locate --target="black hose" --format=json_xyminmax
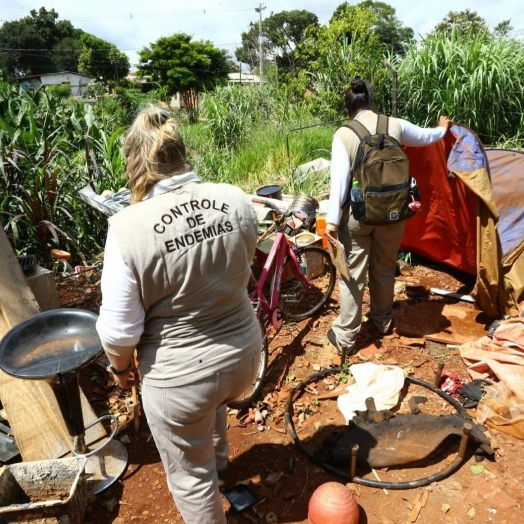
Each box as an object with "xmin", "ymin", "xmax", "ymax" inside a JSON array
[{"xmin": 284, "ymin": 368, "xmax": 474, "ymax": 489}]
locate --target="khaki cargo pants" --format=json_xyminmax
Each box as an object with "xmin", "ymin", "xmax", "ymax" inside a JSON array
[{"xmin": 332, "ymin": 211, "xmax": 405, "ymax": 352}]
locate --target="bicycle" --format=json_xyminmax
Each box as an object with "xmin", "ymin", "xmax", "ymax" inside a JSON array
[{"xmin": 228, "ymin": 196, "xmax": 337, "ymax": 409}]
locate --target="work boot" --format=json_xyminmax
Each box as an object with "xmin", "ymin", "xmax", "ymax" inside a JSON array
[{"xmin": 327, "ymin": 328, "xmax": 356, "ymax": 357}]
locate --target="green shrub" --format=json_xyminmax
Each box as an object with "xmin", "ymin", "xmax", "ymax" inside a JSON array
[{"xmin": 47, "ymin": 83, "xmax": 72, "ymax": 99}]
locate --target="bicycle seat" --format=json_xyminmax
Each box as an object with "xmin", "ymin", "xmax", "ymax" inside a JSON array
[{"xmin": 51, "ymin": 249, "xmax": 72, "ymax": 260}]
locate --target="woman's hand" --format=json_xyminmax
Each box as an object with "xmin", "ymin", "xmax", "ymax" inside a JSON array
[
  {"xmin": 110, "ymin": 366, "xmax": 138, "ymax": 389},
  {"xmin": 326, "ymin": 229, "xmax": 338, "ymax": 246},
  {"xmin": 438, "ymin": 115, "xmax": 451, "ymax": 129}
]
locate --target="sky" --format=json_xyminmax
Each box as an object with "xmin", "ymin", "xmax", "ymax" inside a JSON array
[{"xmin": 1, "ymin": 0, "xmax": 523, "ymax": 70}]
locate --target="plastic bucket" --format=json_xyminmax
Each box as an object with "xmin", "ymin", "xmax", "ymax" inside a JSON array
[
  {"xmin": 256, "ymin": 185, "xmax": 282, "ymax": 200},
  {"xmin": 315, "ymin": 214, "xmax": 328, "ymax": 249}
]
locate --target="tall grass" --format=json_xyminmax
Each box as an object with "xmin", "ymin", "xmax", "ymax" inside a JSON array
[
  {"xmin": 396, "ymin": 29, "xmax": 524, "ymax": 144},
  {"xmin": 199, "ymin": 84, "xmax": 277, "ymax": 150},
  {"xmin": 3, "ymin": 35, "xmax": 524, "ymax": 266},
  {"xmin": 185, "ymin": 88, "xmax": 336, "ymax": 198}
]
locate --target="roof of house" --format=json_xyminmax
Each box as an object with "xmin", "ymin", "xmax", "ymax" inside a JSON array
[
  {"xmin": 228, "ymin": 72, "xmax": 260, "ymax": 84},
  {"xmin": 15, "ymin": 71, "xmax": 95, "ymax": 82}
]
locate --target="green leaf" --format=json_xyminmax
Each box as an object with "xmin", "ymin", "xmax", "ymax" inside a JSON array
[{"xmin": 470, "ymin": 464, "xmax": 484, "ymax": 475}]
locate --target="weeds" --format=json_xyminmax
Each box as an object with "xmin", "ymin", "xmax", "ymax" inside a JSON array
[{"xmin": 339, "ymin": 362, "xmax": 352, "ymax": 384}]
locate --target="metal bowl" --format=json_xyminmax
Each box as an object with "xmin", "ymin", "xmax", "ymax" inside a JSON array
[{"xmin": 0, "ymin": 309, "xmax": 102, "ymax": 379}]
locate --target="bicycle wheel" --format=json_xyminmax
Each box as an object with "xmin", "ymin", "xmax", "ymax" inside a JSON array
[
  {"xmin": 280, "ymin": 246, "xmax": 336, "ymax": 321},
  {"xmin": 227, "ymin": 320, "xmax": 268, "ymax": 409}
]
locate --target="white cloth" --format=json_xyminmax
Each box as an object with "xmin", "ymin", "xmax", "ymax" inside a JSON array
[
  {"xmin": 337, "ymin": 363, "xmax": 406, "ymax": 420},
  {"xmin": 326, "ymin": 113, "xmax": 447, "ymax": 226}
]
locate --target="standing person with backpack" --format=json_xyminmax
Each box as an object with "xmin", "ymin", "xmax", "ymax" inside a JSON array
[{"xmin": 325, "ymin": 77, "xmax": 451, "ymax": 357}]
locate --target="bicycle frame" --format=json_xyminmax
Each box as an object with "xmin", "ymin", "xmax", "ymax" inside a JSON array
[{"xmin": 251, "ymin": 229, "xmax": 310, "ymax": 332}]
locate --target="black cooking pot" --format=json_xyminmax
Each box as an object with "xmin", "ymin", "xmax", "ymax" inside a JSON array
[{"xmin": 256, "ymin": 185, "xmax": 282, "ymax": 200}]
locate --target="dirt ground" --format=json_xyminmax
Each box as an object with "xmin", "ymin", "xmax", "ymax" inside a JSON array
[{"xmin": 55, "ymin": 256, "xmax": 523, "ymax": 524}]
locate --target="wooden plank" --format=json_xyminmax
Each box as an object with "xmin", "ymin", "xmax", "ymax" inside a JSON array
[{"xmin": 0, "ymin": 223, "xmax": 106, "ymax": 461}]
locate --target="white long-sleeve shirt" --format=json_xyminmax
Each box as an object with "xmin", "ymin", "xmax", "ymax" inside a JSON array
[{"xmin": 326, "ymin": 112, "xmax": 447, "ymax": 227}]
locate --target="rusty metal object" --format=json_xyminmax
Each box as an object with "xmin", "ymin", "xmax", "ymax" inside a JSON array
[
  {"xmin": 458, "ymin": 423, "xmax": 473, "ymax": 458},
  {"xmin": 434, "ymin": 362, "xmax": 445, "ymax": 387},
  {"xmin": 333, "ymin": 413, "xmax": 489, "ymax": 468},
  {"xmin": 408, "ymin": 396, "xmax": 427, "ymax": 415},
  {"xmin": 361, "ymin": 397, "xmax": 394, "ymax": 423},
  {"xmin": 350, "ymin": 444, "xmax": 359, "ymax": 480},
  {"xmin": 284, "ymin": 367, "xmax": 494, "ymax": 490}
]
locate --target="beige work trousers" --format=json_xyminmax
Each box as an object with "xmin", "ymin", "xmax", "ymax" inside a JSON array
[
  {"xmin": 332, "ymin": 211, "xmax": 405, "ymax": 352},
  {"xmin": 141, "ymin": 348, "xmax": 260, "ymax": 524}
]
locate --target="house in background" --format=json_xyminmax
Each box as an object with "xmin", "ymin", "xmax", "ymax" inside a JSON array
[
  {"xmin": 126, "ymin": 72, "xmax": 154, "ymax": 93},
  {"xmin": 228, "ymin": 72, "xmax": 260, "ymax": 85},
  {"xmin": 16, "ymin": 72, "xmax": 95, "ymax": 97}
]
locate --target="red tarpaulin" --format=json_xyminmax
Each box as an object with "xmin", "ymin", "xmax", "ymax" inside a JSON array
[{"xmin": 401, "ymin": 130, "xmax": 478, "ymax": 275}]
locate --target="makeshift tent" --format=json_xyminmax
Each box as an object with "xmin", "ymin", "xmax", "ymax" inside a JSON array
[{"xmin": 401, "ymin": 124, "xmax": 524, "ymax": 319}]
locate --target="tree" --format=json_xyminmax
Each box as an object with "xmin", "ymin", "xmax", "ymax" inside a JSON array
[
  {"xmin": 358, "ymin": 1, "xmax": 413, "ymax": 54},
  {"xmin": 235, "ymin": 10, "xmax": 319, "ymax": 79},
  {"xmin": 493, "ymin": 20, "xmax": 513, "ymax": 38},
  {"xmin": 235, "ymin": 27, "xmax": 260, "ymax": 72},
  {"xmin": 53, "ymin": 35, "xmax": 83, "ymax": 72},
  {"xmin": 0, "ymin": 19, "xmax": 45, "ymax": 77},
  {"xmin": 433, "ymin": 9, "xmax": 489, "ymax": 36},
  {"xmin": 0, "ymin": 7, "xmax": 83, "ymax": 77},
  {"xmin": 331, "ymin": 1, "xmax": 413, "ymax": 55},
  {"xmin": 78, "ymin": 33, "xmax": 130, "ymax": 82},
  {"xmin": 0, "ymin": 7, "xmax": 129, "ymax": 80},
  {"xmin": 137, "ymin": 34, "xmax": 232, "ymax": 116},
  {"xmin": 296, "ymin": 4, "xmax": 387, "ymax": 118},
  {"xmin": 264, "ymin": 10, "xmax": 319, "ymax": 76}
]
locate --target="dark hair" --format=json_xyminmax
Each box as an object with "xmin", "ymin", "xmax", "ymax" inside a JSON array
[{"xmin": 344, "ymin": 77, "xmax": 374, "ymax": 117}]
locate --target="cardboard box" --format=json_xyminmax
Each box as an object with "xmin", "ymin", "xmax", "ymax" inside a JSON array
[{"xmin": 293, "ymin": 232, "xmax": 324, "ymax": 279}]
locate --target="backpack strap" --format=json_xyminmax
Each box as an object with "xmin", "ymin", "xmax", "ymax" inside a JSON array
[
  {"xmin": 343, "ymin": 120, "xmax": 370, "ymax": 172},
  {"xmin": 377, "ymin": 114, "xmax": 389, "ymax": 135},
  {"xmin": 343, "ymin": 120, "xmax": 370, "ymax": 142}
]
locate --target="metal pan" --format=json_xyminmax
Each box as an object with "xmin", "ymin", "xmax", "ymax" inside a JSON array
[{"xmin": 0, "ymin": 309, "xmax": 102, "ymax": 380}]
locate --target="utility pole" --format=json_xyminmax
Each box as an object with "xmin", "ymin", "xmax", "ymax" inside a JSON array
[{"xmin": 255, "ymin": 3, "xmax": 266, "ymax": 87}]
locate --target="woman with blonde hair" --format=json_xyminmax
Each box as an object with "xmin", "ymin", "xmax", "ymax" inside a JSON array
[{"xmin": 96, "ymin": 104, "xmax": 261, "ymax": 523}]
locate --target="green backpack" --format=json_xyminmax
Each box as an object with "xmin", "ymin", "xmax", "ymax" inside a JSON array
[{"xmin": 343, "ymin": 114, "xmax": 418, "ymax": 225}]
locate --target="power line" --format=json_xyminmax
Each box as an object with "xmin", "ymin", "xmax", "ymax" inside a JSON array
[{"xmin": 0, "ymin": 5, "xmax": 260, "ymax": 23}]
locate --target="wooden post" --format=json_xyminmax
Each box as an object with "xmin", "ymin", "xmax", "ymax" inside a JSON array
[
  {"xmin": 383, "ymin": 60, "xmax": 398, "ymax": 118},
  {"xmin": 0, "ymin": 222, "xmax": 105, "ymax": 461}
]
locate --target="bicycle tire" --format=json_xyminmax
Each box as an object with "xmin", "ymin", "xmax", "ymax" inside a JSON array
[
  {"xmin": 227, "ymin": 321, "xmax": 268, "ymax": 409},
  {"xmin": 279, "ymin": 246, "xmax": 336, "ymax": 320}
]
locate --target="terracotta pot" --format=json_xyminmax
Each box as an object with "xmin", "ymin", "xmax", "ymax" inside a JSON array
[{"xmin": 308, "ymin": 482, "xmax": 359, "ymax": 524}]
